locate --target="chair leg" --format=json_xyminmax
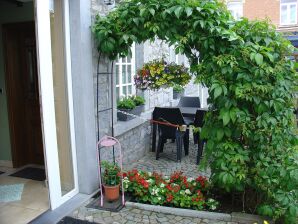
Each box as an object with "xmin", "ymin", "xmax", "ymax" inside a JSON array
[
  {"xmin": 156, "ymin": 136, "xmax": 163, "ymax": 160},
  {"xmin": 175, "ymin": 131, "xmax": 182, "ymax": 162},
  {"xmin": 184, "ymin": 129, "xmax": 189, "ymax": 156},
  {"xmin": 197, "ymin": 139, "xmax": 204, "ymax": 165}
]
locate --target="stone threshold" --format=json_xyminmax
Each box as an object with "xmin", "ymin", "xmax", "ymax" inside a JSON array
[{"xmin": 125, "ymin": 201, "xmax": 272, "ymax": 224}]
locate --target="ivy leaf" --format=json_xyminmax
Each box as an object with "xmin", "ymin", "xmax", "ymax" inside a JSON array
[
  {"xmin": 140, "ymin": 8, "xmax": 147, "ymax": 17},
  {"xmin": 216, "ymin": 128, "xmax": 224, "ymax": 141},
  {"xmin": 149, "ymin": 8, "xmax": 155, "ymax": 16},
  {"xmin": 214, "ymin": 86, "xmax": 222, "ymax": 99},
  {"xmin": 133, "ymin": 18, "xmax": 139, "ymax": 26},
  {"xmin": 185, "ymin": 7, "xmax": 193, "ymax": 17},
  {"xmin": 174, "ymin": 6, "xmax": 183, "ymax": 18},
  {"xmin": 255, "ymin": 53, "xmax": 263, "ymax": 65},
  {"xmin": 220, "ymin": 109, "xmax": 230, "ymax": 126}
]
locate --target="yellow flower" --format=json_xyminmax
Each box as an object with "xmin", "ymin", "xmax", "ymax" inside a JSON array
[{"xmin": 264, "ymin": 221, "xmax": 269, "ymax": 224}]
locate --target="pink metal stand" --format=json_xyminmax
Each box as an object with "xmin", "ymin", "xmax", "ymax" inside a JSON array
[{"xmin": 97, "ymin": 135, "xmax": 125, "ymax": 207}]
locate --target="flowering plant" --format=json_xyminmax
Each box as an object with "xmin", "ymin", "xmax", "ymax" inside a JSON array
[
  {"xmin": 123, "ymin": 170, "xmax": 219, "ymax": 211},
  {"xmin": 134, "ymin": 59, "xmax": 191, "ymax": 90},
  {"xmin": 101, "ymin": 161, "xmax": 121, "ymax": 186}
]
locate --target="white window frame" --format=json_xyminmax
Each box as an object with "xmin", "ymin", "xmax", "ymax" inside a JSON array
[
  {"xmin": 280, "ymin": 0, "xmax": 298, "ymax": 25},
  {"xmin": 115, "ymin": 44, "xmax": 136, "ymax": 99},
  {"xmin": 227, "ymin": 1, "xmax": 243, "ymax": 20}
]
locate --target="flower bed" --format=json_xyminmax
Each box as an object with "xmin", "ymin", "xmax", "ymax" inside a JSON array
[{"xmin": 123, "ymin": 170, "xmax": 219, "ymax": 211}]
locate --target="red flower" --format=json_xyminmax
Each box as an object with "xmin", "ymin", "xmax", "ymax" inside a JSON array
[{"xmin": 166, "ymin": 194, "xmax": 174, "ymax": 202}]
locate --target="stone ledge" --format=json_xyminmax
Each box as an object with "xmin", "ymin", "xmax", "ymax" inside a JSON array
[
  {"xmin": 125, "ymin": 202, "xmax": 231, "ymax": 222},
  {"xmin": 125, "ymin": 202, "xmax": 272, "ymax": 223},
  {"xmin": 114, "ymin": 113, "xmax": 151, "ymax": 137}
]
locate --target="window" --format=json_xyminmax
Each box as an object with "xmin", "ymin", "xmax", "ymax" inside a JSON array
[
  {"xmin": 281, "ymin": 0, "xmax": 297, "ymax": 25},
  {"xmin": 115, "ymin": 45, "xmax": 136, "ymax": 100},
  {"xmin": 227, "ymin": 1, "xmax": 243, "ymax": 20}
]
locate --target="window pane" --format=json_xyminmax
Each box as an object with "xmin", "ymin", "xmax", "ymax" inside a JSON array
[
  {"xmin": 281, "ymin": 0, "xmax": 297, "ymax": 3},
  {"xmin": 116, "ymin": 87, "xmax": 120, "ymax": 100},
  {"xmin": 128, "ymin": 85, "xmax": 132, "ymax": 95},
  {"xmin": 122, "ymin": 86, "xmax": 127, "ymax": 96},
  {"xmin": 50, "ymin": 0, "xmax": 74, "ymax": 196},
  {"xmin": 116, "ymin": 65, "xmax": 119, "ymax": 85},
  {"xmin": 122, "ymin": 65, "xmax": 126, "ymax": 84},
  {"xmin": 281, "ymin": 5, "xmax": 288, "ymax": 24},
  {"xmin": 127, "ymin": 54, "xmax": 131, "ymax": 63},
  {"xmin": 127, "ymin": 65, "xmax": 132, "ymax": 83},
  {"xmin": 290, "ymin": 4, "xmax": 297, "ymax": 23}
]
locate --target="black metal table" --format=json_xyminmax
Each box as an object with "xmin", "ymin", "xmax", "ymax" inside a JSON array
[{"xmin": 151, "ymin": 107, "xmax": 208, "ymax": 152}]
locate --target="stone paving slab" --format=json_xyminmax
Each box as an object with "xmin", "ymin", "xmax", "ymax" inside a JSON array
[{"xmin": 124, "ymin": 140, "xmax": 211, "ymax": 178}]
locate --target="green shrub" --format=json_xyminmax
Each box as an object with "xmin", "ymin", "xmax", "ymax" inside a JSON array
[
  {"xmin": 131, "ymin": 95, "xmax": 145, "ymax": 106},
  {"xmin": 117, "ymin": 97, "xmax": 136, "ymax": 110}
]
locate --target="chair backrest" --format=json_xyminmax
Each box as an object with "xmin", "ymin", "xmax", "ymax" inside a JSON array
[
  {"xmin": 193, "ymin": 110, "xmax": 206, "ymax": 128},
  {"xmin": 153, "ymin": 107, "xmax": 185, "ymax": 138},
  {"xmin": 178, "ymin": 96, "xmax": 201, "ymax": 108}
]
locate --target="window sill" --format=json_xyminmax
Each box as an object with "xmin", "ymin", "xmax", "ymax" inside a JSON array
[{"xmin": 114, "ymin": 111, "xmax": 152, "ymax": 137}]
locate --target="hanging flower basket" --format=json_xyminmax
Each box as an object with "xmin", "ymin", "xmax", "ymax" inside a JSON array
[{"xmin": 134, "ymin": 59, "xmax": 192, "ymax": 91}]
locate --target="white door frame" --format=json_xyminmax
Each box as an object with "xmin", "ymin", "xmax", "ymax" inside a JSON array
[{"xmin": 34, "ymin": 0, "xmax": 79, "ymax": 209}]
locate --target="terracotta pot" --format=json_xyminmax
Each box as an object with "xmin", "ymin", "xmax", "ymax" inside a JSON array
[{"xmin": 103, "ymin": 184, "xmax": 120, "ymax": 202}]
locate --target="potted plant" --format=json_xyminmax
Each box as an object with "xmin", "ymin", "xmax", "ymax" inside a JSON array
[
  {"xmin": 117, "ymin": 96, "xmax": 146, "ymax": 121},
  {"xmin": 131, "ymin": 95, "xmax": 145, "ymax": 114},
  {"xmin": 173, "ymin": 84, "xmax": 185, "ymax": 99},
  {"xmin": 101, "ymin": 161, "xmax": 121, "ymax": 202},
  {"xmin": 134, "ymin": 58, "xmax": 192, "ymax": 91}
]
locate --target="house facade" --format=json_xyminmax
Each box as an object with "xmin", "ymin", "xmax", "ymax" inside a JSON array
[
  {"xmin": 0, "ymin": 0, "xmax": 203, "ymax": 222},
  {"xmin": 226, "ymin": 0, "xmax": 298, "ymax": 31},
  {"xmin": 226, "ymin": 0, "xmax": 298, "ymax": 48}
]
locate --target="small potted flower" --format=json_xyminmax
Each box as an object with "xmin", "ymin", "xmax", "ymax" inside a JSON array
[
  {"xmin": 117, "ymin": 97, "xmax": 136, "ymax": 121},
  {"xmin": 117, "ymin": 96, "xmax": 146, "ymax": 121},
  {"xmin": 101, "ymin": 161, "xmax": 121, "ymax": 202},
  {"xmin": 131, "ymin": 95, "xmax": 145, "ymax": 114},
  {"xmin": 173, "ymin": 84, "xmax": 185, "ymax": 99}
]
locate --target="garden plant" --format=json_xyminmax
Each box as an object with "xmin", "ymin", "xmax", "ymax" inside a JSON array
[
  {"xmin": 123, "ymin": 170, "xmax": 219, "ymax": 211},
  {"xmin": 93, "ymin": 0, "xmax": 298, "ymax": 222},
  {"xmin": 134, "ymin": 58, "xmax": 191, "ymax": 90}
]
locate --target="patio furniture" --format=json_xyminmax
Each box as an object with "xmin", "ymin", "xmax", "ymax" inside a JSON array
[
  {"xmin": 153, "ymin": 107, "xmax": 189, "ymax": 162},
  {"xmin": 193, "ymin": 110, "xmax": 207, "ymax": 164},
  {"xmin": 151, "ymin": 107, "xmax": 208, "ymax": 152},
  {"xmin": 178, "ymin": 96, "xmax": 201, "ymax": 108}
]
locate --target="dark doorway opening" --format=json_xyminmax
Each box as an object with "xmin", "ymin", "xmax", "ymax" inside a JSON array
[{"xmin": 3, "ymin": 22, "xmax": 44, "ymax": 168}]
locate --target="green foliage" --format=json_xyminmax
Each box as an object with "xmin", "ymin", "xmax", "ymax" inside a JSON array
[
  {"xmin": 173, "ymin": 84, "xmax": 184, "ymax": 93},
  {"xmin": 131, "ymin": 95, "xmax": 145, "ymax": 106},
  {"xmin": 101, "ymin": 161, "xmax": 121, "ymax": 186},
  {"xmin": 92, "ymin": 0, "xmax": 298, "ymax": 222},
  {"xmin": 117, "ymin": 97, "xmax": 136, "ymax": 110}
]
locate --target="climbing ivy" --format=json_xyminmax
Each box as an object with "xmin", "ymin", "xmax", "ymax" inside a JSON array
[{"xmin": 92, "ymin": 0, "xmax": 298, "ymax": 222}]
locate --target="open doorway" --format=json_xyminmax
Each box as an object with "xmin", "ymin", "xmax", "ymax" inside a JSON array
[{"xmin": 0, "ymin": 1, "xmax": 49, "ymax": 223}]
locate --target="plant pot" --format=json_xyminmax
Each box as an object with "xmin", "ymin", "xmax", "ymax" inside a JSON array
[
  {"xmin": 173, "ymin": 90, "xmax": 184, "ymax": 99},
  {"xmin": 103, "ymin": 184, "xmax": 120, "ymax": 202},
  {"xmin": 117, "ymin": 105, "xmax": 144, "ymax": 121}
]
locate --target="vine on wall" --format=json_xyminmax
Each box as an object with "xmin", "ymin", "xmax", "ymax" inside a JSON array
[{"xmin": 92, "ymin": 0, "xmax": 298, "ymax": 222}]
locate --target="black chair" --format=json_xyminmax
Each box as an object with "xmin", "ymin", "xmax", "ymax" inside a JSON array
[
  {"xmin": 178, "ymin": 96, "xmax": 201, "ymax": 108},
  {"xmin": 153, "ymin": 107, "xmax": 189, "ymax": 162},
  {"xmin": 193, "ymin": 110, "xmax": 206, "ymax": 164}
]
